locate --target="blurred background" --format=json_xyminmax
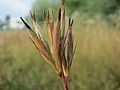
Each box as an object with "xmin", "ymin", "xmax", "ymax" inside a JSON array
[{"xmin": 0, "ymin": 0, "xmax": 120, "ymax": 90}]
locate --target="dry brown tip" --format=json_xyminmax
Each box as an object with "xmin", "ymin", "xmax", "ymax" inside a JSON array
[
  {"xmin": 58, "ymin": 8, "xmax": 61, "ymax": 21},
  {"xmin": 62, "ymin": 0, "xmax": 65, "ymax": 5},
  {"xmin": 20, "ymin": 17, "xmax": 32, "ymax": 30}
]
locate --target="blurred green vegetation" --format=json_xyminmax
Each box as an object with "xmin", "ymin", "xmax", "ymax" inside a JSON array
[
  {"xmin": 30, "ymin": 0, "xmax": 120, "ymax": 21},
  {"xmin": 0, "ymin": 20, "xmax": 120, "ymax": 89}
]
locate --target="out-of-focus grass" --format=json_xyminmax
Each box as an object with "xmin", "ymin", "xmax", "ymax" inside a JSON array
[
  {"xmin": 0, "ymin": 30, "xmax": 61, "ymax": 90},
  {"xmin": 71, "ymin": 23, "xmax": 120, "ymax": 90},
  {"xmin": 0, "ymin": 22, "xmax": 120, "ymax": 90}
]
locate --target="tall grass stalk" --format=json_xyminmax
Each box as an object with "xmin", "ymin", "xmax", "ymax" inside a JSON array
[{"xmin": 20, "ymin": 0, "xmax": 76, "ymax": 90}]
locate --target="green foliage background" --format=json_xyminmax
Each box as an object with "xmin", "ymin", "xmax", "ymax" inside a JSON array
[
  {"xmin": 31, "ymin": 0, "xmax": 120, "ymax": 20},
  {"xmin": 1, "ymin": 0, "xmax": 120, "ymax": 90}
]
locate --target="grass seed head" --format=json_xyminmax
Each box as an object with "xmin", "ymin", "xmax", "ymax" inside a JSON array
[{"xmin": 20, "ymin": 0, "xmax": 76, "ymax": 77}]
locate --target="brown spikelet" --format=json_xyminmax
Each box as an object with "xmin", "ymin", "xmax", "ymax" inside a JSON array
[
  {"xmin": 66, "ymin": 18, "xmax": 74, "ymax": 69},
  {"xmin": 53, "ymin": 8, "xmax": 61, "ymax": 54},
  {"xmin": 20, "ymin": 17, "xmax": 51, "ymax": 62}
]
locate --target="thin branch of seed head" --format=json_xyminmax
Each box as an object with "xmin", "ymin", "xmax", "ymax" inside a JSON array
[
  {"xmin": 30, "ymin": 11, "xmax": 36, "ymax": 21},
  {"xmin": 43, "ymin": 11, "xmax": 46, "ymax": 20},
  {"xmin": 47, "ymin": 10, "xmax": 50, "ymax": 20},
  {"xmin": 71, "ymin": 19, "xmax": 74, "ymax": 26},
  {"xmin": 68, "ymin": 18, "xmax": 74, "ymax": 26},
  {"xmin": 62, "ymin": 0, "xmax": 65, "ymax": 5}
]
